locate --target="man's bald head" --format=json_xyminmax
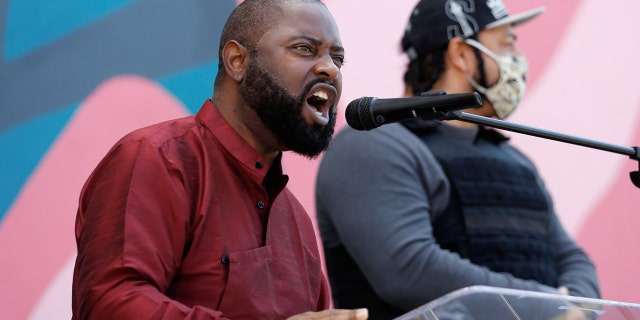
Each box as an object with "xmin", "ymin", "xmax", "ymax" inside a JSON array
[{"xmin": 215, "ymin": 0, "xmax": 325, "ymax": 80}]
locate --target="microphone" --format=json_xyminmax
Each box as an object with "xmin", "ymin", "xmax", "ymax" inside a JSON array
[{"xmin": 345, "ymin": 91, "xmax": 483, "ymax": 131}]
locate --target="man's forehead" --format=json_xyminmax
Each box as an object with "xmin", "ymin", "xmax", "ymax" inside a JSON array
[{"xmin": 270, "ymin": 2, "xmax": 342, "ymax": 46}]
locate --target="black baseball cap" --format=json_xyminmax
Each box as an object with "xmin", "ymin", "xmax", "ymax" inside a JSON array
[{"xmin": 402, "ymin": 0, "xmax": 544, "ymax": 60}]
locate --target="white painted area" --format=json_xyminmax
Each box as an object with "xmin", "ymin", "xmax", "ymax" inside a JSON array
[{"xmin": 28, "ymin": 255, "xmax": 75, "ymax": 320}]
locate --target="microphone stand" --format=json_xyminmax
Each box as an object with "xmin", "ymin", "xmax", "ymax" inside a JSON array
[{"xmin": 441, "ymin": 110, "xmax": 640, "ymax": 188}]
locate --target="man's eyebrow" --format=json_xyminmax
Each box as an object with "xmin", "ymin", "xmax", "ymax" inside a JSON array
[{"xmin": 289, "ymin": 35, "xmax": 345, "ymax": 53}]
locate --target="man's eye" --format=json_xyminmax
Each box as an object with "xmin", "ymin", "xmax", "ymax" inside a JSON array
[
  {"xmin": 295, "ymin": 45, "xmax": 313, "ymax": 53},
  {"xmin": 333, "ymin": 56, "xmax": 345, "ymax": 67}
]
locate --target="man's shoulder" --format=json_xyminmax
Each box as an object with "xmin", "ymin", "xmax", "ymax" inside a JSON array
[
  {"xmin": 101, "ymin": 115, "xmax": 205, "ymax": 166},
  {"xmin": 117, "ymin": 115, "xmax": 199, "ymax": 148},
  {"xmin": 323, "ymin": 122, "xmax": 433, "ymax": 166},
  {"xmin": 332, "ymin": 122, "xmax": 417, "ymax": 146}
]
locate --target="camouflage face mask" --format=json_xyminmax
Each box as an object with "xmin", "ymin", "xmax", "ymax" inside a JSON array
[{"xmin": 465, "ymin": 38, "xmax": 528, "ymax": 119}]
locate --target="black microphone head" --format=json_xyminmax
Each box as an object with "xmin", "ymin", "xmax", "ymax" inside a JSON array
[{"xmin": 345, "ymin": 96, "xmax": 376, "ymax": 131}]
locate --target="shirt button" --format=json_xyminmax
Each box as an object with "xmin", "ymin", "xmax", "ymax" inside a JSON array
[
  {"xmin": 256, "ymin": 200, "xmax": 265, "ymax": 209},
  {"xmin": 255, "ymin": 161, "xmax": 264, "ymax": 169},
  {"xmin": 221, "ymin": 255, "xmax": 229, "ymax": 265}
]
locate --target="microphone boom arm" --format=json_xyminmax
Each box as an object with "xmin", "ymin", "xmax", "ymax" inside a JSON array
[{"xmin": 444, "ymin": 111, "xmax": 640, "ymax": 188}]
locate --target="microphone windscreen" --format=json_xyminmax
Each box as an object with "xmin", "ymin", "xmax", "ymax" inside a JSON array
[{"xmin": 345, "ymin": 97, "xmax": 375, "ymax": 131}]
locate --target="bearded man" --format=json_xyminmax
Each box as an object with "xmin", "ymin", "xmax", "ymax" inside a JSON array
[{"xmin": 72, "ymin": 1, "xmax": 367, "ymax": 319}]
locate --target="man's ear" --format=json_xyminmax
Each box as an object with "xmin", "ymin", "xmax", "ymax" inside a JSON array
[
  {"xmin": 446, "ymin": 37, "xmax": 475, "ymax": 74},
  {"xmin": 221, "ymin": 40, "xmax": 249, "ymax": 82}
]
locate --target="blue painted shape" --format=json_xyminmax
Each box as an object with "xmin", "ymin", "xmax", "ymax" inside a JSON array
[
  {"xmin": 159, "ymin": 62, "xmax": 219, "ymax": 115},
  {"xmin": 4, "ymin": 0, "xmax": 137, "ymax": 61},
  {"xmin": 0, "ymin": 104, "xmax": 78, "ymax": 224}
]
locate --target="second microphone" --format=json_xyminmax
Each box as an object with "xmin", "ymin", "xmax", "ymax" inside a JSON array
[{"xmin": 345, "ymin": 92, "xmax": 483, "ymax": 131}]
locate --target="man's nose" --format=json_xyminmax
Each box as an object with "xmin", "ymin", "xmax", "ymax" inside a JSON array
[{"xmin": 314, "ymin": 54, "xmax": 340, "ymax": 81}]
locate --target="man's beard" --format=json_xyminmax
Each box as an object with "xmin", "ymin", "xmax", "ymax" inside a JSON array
[{"xmin": 239, "ymin": 56, "xmax": 337, "ymax": 159}]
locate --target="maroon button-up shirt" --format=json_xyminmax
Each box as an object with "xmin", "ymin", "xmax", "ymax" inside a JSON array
[{"xmin": 72, "ymin": 100, "xmax": 330, "ymax": 319}]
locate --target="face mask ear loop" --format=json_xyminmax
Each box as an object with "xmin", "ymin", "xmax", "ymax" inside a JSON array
[
  {"xmin": 466, "ymin": 37, "xmax": 490, "ymax": 88},
  {"xmin": 472, "ymin": 46, "xmax": 488, "ymax": 88}
]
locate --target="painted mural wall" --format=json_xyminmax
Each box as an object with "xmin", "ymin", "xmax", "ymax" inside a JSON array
[{"xmin": 1, "ymin": 0, "xmax": 638, "ymax": 318}]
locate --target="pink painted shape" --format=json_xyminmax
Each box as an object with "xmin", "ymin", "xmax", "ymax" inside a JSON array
[
  {"xmin": 5, "ymin": 1, "xmax": 638, "ymax": 318},
  {"xmin": 503, "ymin": 0, "xmax": 581, "ymax": 86},
  {"xmin": 0, "ymin": 75, "xmax": 189, "ymax": 319},
  {"xmin": 577, "ymin": 100, "xmax": 640, "ymax": 303},
  {"xmin": 509, "ymin": 0, "xmax": 640, "ymax": 235}
]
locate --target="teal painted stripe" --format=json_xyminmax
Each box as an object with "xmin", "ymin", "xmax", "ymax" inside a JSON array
[
  {"xmin": 4, "ymin": 0, "xmax": 137, "ymax": 61},
  {"xmin": 159, "ymin": 62, "xmax": 219, "ymax": 115},
  {"xmin": 0, "ymin": 104, "xmax": 77, "ymax": 224}
]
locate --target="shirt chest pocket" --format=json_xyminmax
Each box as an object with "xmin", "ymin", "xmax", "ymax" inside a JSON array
[{"xmin": 217, "ymin": 245, "xmax": 314, "ymax": 319}]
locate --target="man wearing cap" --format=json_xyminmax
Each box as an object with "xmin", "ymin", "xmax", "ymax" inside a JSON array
[{"xmin": 315, "ymin": 0, "xmax": 601, "ymax": 319}]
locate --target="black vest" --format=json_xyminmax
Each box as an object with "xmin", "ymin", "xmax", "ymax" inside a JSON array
[{"xmin": 404, "ymin": 120, "xmax": 558, "ymax": 287}]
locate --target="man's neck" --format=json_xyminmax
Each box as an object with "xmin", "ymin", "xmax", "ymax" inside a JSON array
[{"xmin": 211, "ymin": 96, "xmax": 282, "ymax": 166}]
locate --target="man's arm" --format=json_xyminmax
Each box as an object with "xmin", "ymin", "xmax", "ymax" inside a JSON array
[
  {"xmin": 73, "ymin": 139, "xmax": 224, "ymax": 319},
  {"xmin": 548, "ymin": 212, "xmax": 601, "ymax": 298}
]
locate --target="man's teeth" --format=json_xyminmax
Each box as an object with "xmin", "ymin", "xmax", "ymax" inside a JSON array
[{"xmin": 312, "ymin": 91, "xmax": 328, "ymax": 100}]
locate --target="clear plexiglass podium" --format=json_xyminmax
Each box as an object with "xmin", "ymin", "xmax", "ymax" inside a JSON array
[{"xmin": 395, "ymin": 286, "xmax": 640, "ymax": 320}]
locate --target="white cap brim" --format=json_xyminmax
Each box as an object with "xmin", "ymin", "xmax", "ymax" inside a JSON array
[{"xmin": 485, "ymin": 7, "xmax": 545, "ymax": 30}]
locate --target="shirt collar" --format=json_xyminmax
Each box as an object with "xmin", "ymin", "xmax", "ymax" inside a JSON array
[{"xmin": 196, "ymin": 99, "xmax": 284, "ymax": 184}]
